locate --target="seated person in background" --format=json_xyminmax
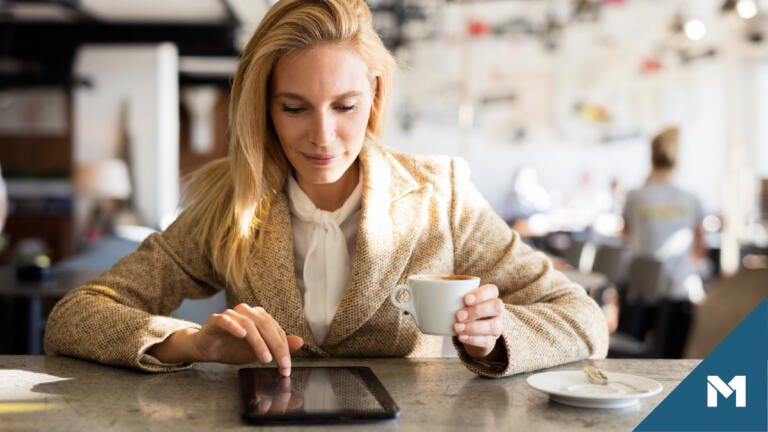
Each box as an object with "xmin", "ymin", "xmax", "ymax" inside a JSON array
[
  {"xmin": 502, "ymin": 166, "xmax": 552, "ymax": 226},
  {"xmin": 502, "ymin": 167, "xmax": 553, "ymax": 243},
  {"xmin": 622, "ymin": 126, "xmax": 705, "ymax": 358},
  {"xmin": 44, "ymin": 0, "xmax": 608, "ymax": 378}
]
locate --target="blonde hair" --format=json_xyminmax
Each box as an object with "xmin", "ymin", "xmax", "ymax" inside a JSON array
[
  {"xmin": 178, "ymin": 0, "xmax": 396, "ymax": 289},
  {"xmin": 651, "ymin": 127, "xmax": 679, "ymax": 170}
]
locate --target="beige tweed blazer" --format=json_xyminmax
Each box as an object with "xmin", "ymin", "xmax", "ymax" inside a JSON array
[{"xmin": 44, "ymin": 143, "xmax": 608, "ymax": 377}]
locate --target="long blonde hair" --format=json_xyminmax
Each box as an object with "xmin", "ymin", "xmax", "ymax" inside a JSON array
[{"xmin": 178, "ymin": 0, "xmax": 396, "ymax": 289}]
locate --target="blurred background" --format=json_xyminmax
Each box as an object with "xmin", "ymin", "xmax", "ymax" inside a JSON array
[{"xmin": 0, "ymin": 0, "xmax": 766, "ymax": 359}]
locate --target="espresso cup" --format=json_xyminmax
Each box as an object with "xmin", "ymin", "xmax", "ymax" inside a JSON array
[{"xmin": 389, "ymin": 274, "xmax": 480, "ymax": 336}]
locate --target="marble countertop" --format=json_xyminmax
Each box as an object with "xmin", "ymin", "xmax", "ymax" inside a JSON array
[{"xmin": 0, "ymin": 356, "xmax": 699, "ymax": 431}]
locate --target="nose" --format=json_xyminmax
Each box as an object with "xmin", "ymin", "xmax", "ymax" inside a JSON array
[{"xmin": 310, "ymin": 108, "xmax": 336, "ymax": 146}]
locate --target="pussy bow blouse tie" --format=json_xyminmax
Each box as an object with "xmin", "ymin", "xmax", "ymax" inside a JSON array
[{"xmin": 287, "ymin": 176, "xmax": 362, "ymax": 344}]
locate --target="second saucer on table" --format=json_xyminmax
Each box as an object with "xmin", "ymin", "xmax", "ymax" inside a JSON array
[{"xmin": 526, "ymin": 370, "xmax": 663, "ymax": 409}]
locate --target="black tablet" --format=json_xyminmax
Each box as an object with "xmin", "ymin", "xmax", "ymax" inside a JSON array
[{"xmin": 238, "ymin": 366, "xmax": 401, "ymax": 425}]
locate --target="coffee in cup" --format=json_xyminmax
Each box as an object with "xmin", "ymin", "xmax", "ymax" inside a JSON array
[{"xmin": 389, "ymin": 274, "xmax": 480, "ymax": 336}]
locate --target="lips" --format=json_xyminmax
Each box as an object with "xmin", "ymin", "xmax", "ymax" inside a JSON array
[{"xmin": 302, "ymin": 152, "xmax": 338, "ymax": 166}]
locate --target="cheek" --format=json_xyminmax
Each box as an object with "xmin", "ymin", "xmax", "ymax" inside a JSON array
[
  {"xmin": 344, "ymin": 103, "xmax": 373, "ymax": 140},
  {"xmin": 271, "ymin": 114, "xmax": 302, "ymax": 148},
  {"xmin": 337, "ymin": 116, "xmax": 367, "ymax": 153}
]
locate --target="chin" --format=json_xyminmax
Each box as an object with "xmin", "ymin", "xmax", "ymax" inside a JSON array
[
  {"xmin": 296, "ymin": 156, "xmax": 356, "ymax": 184},
  {"xmin": 300, "ymin": 167, "xmax": 346, "ymax": 185}
]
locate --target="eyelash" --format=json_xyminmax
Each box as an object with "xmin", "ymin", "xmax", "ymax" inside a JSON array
[{"xmin": 280, "ymin": 105, "xmax": 357, "ymax": 114}]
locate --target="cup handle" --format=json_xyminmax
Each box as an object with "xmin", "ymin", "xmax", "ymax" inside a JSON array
[{"xmin": 390, "ymin": 284, "xmax": 418, "ymax": 326}]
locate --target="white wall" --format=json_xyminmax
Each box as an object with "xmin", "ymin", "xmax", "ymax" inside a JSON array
[
  {"xmin": 756, "ymin": 61, "xmax": 768, "ymax": 179},
  {"xmin": 73, "ymin": 44, "xmax": 179, "ymax": 229},
  {"xmin": 384, "ymin": 56, "xmax": 732, "ymax": 216}
]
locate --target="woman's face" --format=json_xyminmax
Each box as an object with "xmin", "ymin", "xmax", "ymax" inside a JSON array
[{"xmin": 270, "ymin": 44, "xmax": 375, "ymax": 188}]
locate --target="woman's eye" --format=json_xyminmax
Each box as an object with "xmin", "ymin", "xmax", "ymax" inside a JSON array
[
  {"xmin": 281, "ymin": 106, "xmax": 305, "ymax": 114},
  {"xmin": 335, "ymin": 105, "xmax": 357, "ymax": 112}
]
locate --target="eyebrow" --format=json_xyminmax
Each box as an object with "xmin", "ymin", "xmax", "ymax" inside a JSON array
[{"xmin": 273, "ymin": 91, "xmax": 363, "ymax": 102}]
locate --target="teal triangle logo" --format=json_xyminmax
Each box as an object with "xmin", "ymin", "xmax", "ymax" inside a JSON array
[{"xmin": 635, "ymin": 298, "xmax": 767, "ymax": 431}]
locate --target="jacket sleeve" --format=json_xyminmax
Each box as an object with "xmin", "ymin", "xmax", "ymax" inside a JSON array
[
  {"xmin": 44, "ymin": 218, "xmax": 225, "ymax": 372},
  {"xmin": 448, "ymin": 157, "xmax": 609, "ymax": 378}
]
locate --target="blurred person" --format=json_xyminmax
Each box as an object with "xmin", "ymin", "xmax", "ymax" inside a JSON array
[
  {"xmin": 587, "ymin": 177, "xmax": 627, "ymax": 240},
  {"xmin": 608, "ymin": 177, "xmax": 626, "ymax": 216},
  {"xmin": 502, "ymin": 166, "xmax": 552, "ymax": 225},
  {"xmin": 567, "ymin": 171, "xmax": 612, "ymax": 231},
  {"xmin": 622, "ymin": 126, "xmax": 706, "ymax": 358},
  {"xmin": 44, "ymin": 0, "xmax": 607, "ymax": 379}
]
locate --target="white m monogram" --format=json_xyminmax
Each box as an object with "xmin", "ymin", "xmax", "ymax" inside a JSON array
[{"xmin": 707, "ymin": 375, "xmax": 746, "ymax": 407}]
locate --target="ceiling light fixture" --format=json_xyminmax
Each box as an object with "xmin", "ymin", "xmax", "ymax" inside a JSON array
[
  {"xmin": 736, "ymin": 0, "xmax": 759, "ymax": 19},
  {"xmin": 684, "ymin": 19, "xmax": 707, "ymax": 41}
]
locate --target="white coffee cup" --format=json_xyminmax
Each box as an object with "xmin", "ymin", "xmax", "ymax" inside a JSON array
[{"xmin": 389, "ymin": 274, "xmax": 480, "ymax": 336}]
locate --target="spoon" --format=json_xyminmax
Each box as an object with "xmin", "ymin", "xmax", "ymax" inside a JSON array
[{"xmin": 583, "ymin": 366, "xmax": 649, "ymax": 394}]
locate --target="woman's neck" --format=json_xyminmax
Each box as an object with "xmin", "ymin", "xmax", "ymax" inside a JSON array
[
  {"xmin": 647, "ymin": 167, "xmax": 675, "ymax": 183},
  {"xmin": 296, "ymin": 161, "xmax": 360, "ymax": 212}
]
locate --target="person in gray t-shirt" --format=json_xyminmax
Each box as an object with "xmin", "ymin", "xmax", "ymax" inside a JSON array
[
  {"xmin": 622, "ymin": 127, "xmax": 705, "ymax": 357},
  {"xmin": 623, "ymin": 127, "xmax": 705, "ymax": 300}
]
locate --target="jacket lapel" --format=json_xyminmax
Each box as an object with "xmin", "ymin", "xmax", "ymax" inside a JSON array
[
  {"xmin": 322, "ymin": 143, "xmax": 430, "ymax": 348},
  {"xmin": 245, "ymin": 193, "xmax": 327, "ymax": 356}
]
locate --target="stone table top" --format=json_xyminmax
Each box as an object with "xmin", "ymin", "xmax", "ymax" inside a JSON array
[{"xmin": 0, "ymin": 356, "xmax": 699, "ymax": 431}]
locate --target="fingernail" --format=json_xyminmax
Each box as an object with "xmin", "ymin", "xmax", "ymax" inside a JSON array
[
  {"xmin": 466, "ymin": 294, "xmax": 475, "ymax": 305},
  {"xmin": 458, "ymin": 335, "xmax": 469, "ymax": 341},
  {"xmin": 257, "ymin": 403, "xmax": 269, "ymax": 414},
  {"xmin": 279, "ymin": 356, "xmax": 291, "ymax": 369},
  {"xmin": 457, "ymin": 310, "xmax": 468, "ymax": 322},
  {"xmin": 280, "ymin": 367, "xmax": 291, "ymax": 377},
  {"xmin": 455, "ymin": 323, "xmax": 466, "ymax": 332},
  {"xmin": 261, "ymin": 351, "xmax": 272, "ymax": 363}
]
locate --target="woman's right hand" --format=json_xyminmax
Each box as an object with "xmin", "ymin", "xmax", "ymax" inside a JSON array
[
  {"xmin": 149, "ymin": 303, "xmax": 304, "ymax": 376},
  {"xmin": 191, "ymin": 304, "xmax": 303, "ymax": 376}
]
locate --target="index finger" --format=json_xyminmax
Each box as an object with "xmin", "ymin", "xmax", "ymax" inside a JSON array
[
  {"xmin": 465, "ymin": 284, "xmax": 499, "ymax": 306},
  {"xmin": 254, "ymin": 316, "xmax": 292, "ymax": 376},
  {"xmin": 234, "ymin": 304, "xmax": 293, "ymax": 376}
]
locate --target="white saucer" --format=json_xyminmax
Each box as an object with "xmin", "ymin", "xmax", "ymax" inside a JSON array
[{"xmin": 526, "ymin": 370, "xmax": 663, "ymax": 409}]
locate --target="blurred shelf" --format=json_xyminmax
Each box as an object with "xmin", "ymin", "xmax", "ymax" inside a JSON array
[{"xmin": 6, "ymin": 178, "xmax": 72, "ymax": 199}]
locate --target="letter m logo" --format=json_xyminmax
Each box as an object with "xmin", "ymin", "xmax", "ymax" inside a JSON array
[{"xmin": 707, "ymin": 375, "xmax": 746, "ymax": 407}]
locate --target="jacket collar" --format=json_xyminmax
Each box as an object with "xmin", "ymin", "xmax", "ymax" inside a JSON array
[
  {"xmin": 362, "ymin": 142, "xmax": 421, "ymax": 203},
  {"xmin": 322, "ymin": 142, "xmax": 425, "ymax": 348},
  {"xmin": 245, "ymin": 142, "xmax": 425, "ymax": 355}
]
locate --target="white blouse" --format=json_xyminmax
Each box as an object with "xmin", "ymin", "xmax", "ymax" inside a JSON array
[{"xmin": 286, "ymin": 174, "xmax": 362, "ymax": 346}]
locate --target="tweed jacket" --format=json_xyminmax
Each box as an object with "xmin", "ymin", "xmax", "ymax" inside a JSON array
[{"xmin": 44, "ymin": 143, "xmax": 609, "ymax": 377}]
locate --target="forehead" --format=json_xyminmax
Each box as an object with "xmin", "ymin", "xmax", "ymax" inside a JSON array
[{"xmin": 271, "ymin": 44, "xmax": 371, "ymax": 98}]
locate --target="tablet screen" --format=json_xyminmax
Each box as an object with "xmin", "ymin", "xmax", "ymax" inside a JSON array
[{"xmin": 238, "ymin": 366, "xmax": 400, "ymax": 425}]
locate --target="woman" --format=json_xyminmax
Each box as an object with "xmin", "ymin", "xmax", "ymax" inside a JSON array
[
  {"xmin": 622, "ymin": 126, "xmax": 705, "ymax": 358},
  {"xmin": 45, "ymin": 0, "xmax": 608, "ymax": 378}
]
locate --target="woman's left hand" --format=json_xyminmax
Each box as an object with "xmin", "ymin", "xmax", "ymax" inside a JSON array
[{"xmin": 454, "ymin": 284, "xmax": 505, "ymax": 359}]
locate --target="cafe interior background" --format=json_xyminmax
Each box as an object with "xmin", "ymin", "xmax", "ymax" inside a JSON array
[{"xmin": 0, "ymin": 0, "xmax": 767, "ymax": 359}]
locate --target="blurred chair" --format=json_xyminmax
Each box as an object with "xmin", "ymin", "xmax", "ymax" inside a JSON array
[
  {"xmin": 625, "ymin": 256, "xmax": 666, "ymax": 304},
  {"xmin": 592, "ymin": 244, "xmax": 630, "ymax": 284},
  {"xmin": 685, "ymin": 268, "xmax": 768, "ymax": 359},
  {"xmin": 610, "ymin": 256, "xmax": 667, "ymax": 358},
  {"xmin": 564, "ymin": 240, "xmax": 597, "ymax": 273}
]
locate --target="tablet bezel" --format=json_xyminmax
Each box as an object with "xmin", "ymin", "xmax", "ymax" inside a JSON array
[{"xmin": 238, "ymin": 366, "xmax": 401, "ymax": 425}]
